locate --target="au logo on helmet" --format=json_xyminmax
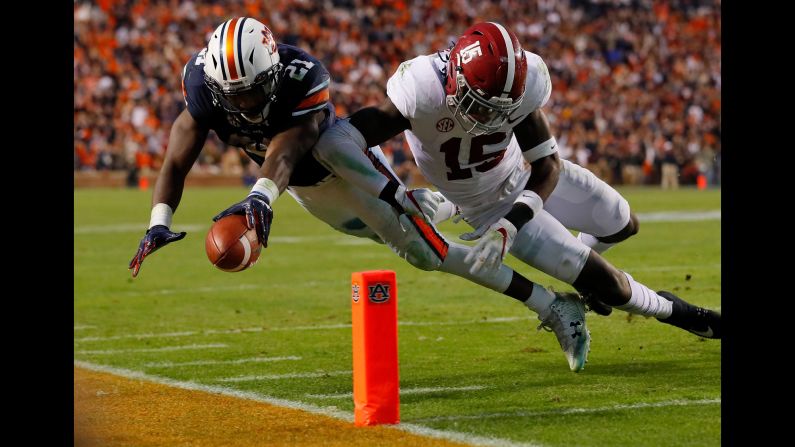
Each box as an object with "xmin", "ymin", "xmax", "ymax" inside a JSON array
[
  {"xmin": 368, "ymin": 283, "xmax": 390, "ymax": 303},
  {"xmin": 261, "ymin": 28, "xmax": 277, "ymax": 53}
]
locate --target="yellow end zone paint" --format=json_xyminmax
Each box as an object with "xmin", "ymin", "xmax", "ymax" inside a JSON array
[{"xmin": 74, "ymin": 367, "xmax": 470, "ymax": 447}]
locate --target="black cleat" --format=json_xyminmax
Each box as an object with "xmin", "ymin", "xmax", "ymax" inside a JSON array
[
  {"xmin": 581, "ymin": 292, "xmax": 613, "ymax": 316},
  {"xmin": 656, "ymin": 291, "xmax": 720, "ymax": 339}
]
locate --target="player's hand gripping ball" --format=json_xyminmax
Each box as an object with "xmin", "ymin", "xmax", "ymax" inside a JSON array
[{"xmin": 205, "ymin": 214, "xmax": 262, "ymax": 272}]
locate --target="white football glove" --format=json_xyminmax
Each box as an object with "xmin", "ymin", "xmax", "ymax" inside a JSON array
[
  {"xmin": 461, "ymin": 217, "xmax": 518, "ymax": 275},
  {"xmin": 395, "ymin": 186, "xmax": 444, "ymax": 222},
  {"xmin": 430, "ymin": 191, "xmax": 460, "ymax": 224}
]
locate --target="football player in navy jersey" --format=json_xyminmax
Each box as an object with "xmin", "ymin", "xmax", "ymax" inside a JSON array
[
  {"xmin": 129, "ymin": 17, "xmax": 595, "ymax": 372},
  {"xmin": 129, "ymin": 17, "xmax": 341, "ymax": 277}
]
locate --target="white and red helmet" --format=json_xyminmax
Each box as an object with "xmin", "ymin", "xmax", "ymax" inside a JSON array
[
  {"xmin": 203, "ymin": 17, "xmax": 282, "ymax": 122},
  {"xmin": 445, "ymin": 22, "xmax": 528, "ymax": 135}
]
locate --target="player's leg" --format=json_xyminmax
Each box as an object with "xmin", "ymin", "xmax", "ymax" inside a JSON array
[
  {"xmin": 543, "ymin": 159, "xmax": 639, "ymax": 254},
  {"xmin": 286, "ymin": 177, "xmax": 384, "ymax": 243},
  {"xmin": 506, "ymin": 211, "xmax": 719, "ymax": 338},
  {"xmin": 573, "ymin": 251, "xmax": 721, "ymax": 338}
]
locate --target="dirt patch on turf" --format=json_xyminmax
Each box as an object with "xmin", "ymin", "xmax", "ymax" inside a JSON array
[{"xmin": 74, "ymin": 366, "xmax": 469, "ymax": 447}]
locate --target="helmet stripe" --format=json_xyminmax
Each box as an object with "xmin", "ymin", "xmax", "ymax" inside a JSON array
[
  {"xmin": 236, "ymin": 18, "xmax": 247, "ymax": 78},
  {"xmin": 225, "ymin": 18, "xmax": 240, "ymax": 80},
  {"xmin": 218, "ymin": 21, "xmax": 228, "ymax": 81},
  {"xmin": 489, "ymin": 22, "xmax": 515, "ymax": 98}
]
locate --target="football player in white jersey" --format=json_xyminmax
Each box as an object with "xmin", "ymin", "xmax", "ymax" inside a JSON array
[
  {"xmin": 128, "ymin": 18, "xmax": 592, "ymax": 372},
  {"xmin": 314, "ymin": 22, "xmax": 720, "ymax": 341}
]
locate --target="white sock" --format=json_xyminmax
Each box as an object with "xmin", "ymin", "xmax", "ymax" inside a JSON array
[
  {"xmin": 577, "ymin": 232, "xmax": 615, "ymax": 254},
  {"xmin": 524, "ymin": 284, "xmax": 556, "ymax": 320},
  {"xmin": 615, "ymin": 272, "xmax": 673, "ymax": 319}
]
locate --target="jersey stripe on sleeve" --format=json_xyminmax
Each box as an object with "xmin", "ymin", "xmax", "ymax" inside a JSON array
[{"xmin": 292, "ymin": 87, "xmax": 329, "ymax": 116}]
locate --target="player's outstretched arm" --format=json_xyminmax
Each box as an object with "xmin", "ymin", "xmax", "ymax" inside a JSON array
[
  {"xmin": 129, "ymin": 109, "xmax": 209, "ymax": 277},
  {"xmin": 213, "ymin": 112, "xmax": 324, "ymax": 247}
]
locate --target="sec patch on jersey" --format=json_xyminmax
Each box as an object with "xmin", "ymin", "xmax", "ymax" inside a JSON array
[{"xmin": 205, "ymin": 215, "xmax": 262, "ymax": 272}]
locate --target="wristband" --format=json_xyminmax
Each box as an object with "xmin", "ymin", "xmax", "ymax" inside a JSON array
[
  {"xmin": 149, "ymin": 203, "xmax": 174, "ymax": 229},
  {"xmin": 250, "ymin": 177, "xmax": 280, "ymax": 204},
  {"xmin": 514, "ymin": 190, "xmax": 543, "ymax": 217}
]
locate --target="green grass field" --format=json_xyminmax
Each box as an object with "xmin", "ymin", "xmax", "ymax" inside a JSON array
[{"xmin": 74, "ymin": 186, "xmax": 721, "ymax": 447}]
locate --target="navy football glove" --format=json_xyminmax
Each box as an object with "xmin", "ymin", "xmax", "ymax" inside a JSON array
[
  {"xmin": 213, "ymin": 192, "xmax": 273, "ymax": 246},
  {"xmin": 128, "ymin": 225, "xmax": 186, "ymax": 277}
]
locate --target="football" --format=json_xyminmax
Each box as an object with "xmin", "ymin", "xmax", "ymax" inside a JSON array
[{"xmin": 205, "ymin": 214, "xmax": 262, "ymax": 272}]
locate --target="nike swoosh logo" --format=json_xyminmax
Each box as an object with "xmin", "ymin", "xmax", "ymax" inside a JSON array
[
  {"xmin": 689, "ymin": 327, "xmax": 714, "ymax": 338},
  {"xmin": 507, "ymin": 114, "xmax": 524, "ymax": 124}
]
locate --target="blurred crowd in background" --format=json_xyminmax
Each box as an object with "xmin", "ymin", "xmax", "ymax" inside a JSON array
[{"xmin": 74, "ymin": 0, "xmax": 720, "ymax": 188}]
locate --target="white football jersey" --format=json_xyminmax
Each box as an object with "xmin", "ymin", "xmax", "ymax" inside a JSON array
[{"xmin": 387, "ymin": 50, "xmax": 552, "ymax": 219}]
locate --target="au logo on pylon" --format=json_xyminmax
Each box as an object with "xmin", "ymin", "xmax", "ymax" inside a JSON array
[
  {"xmin": 351, "ymin": 270, "xmax": 399, "ymax": 426},
  {"xmin": 368, "ymin": 283, "xmax": 390, "ymax": 303}
]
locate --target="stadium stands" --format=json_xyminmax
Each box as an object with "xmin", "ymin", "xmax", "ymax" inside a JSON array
[{"xmin": 74, "ymin": 0, "xmax": 720, "ymax": 187}]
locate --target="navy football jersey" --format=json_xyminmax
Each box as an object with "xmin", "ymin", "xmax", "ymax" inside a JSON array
[{"xmin": 181, "ymin": 44, "xmax": 336, "ymax": 186}]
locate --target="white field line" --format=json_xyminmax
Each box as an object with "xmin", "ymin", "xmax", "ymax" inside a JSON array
[
  {"xmin": 215, "ymin": 370, "xmax": 352, "ymax": 382},
  {"xmin": 627, "ymin": 263, "xmax": 720, "ymax": 272},
  {"xmin": 144, "ymin": 356, "xmax": 301, "ymax": 368},
  {"xmin": 410, "ymin": 398, "xmax": 721, "ymax": 423},
  {"xmin": 75, "ymin": 223, "xmax": 354, "ymax": 243},
  {"xmin": 635, "ymin": 210, "xmax": 720, "ymax": 222},
  {"xmin": 75, "ymin": 343, "xmax": 227, "ymax": 355},
  {"xmin": 81, "ymin": 284, "xmax": 263, "ymax": 299},
  {"xmin": 77, "ymin": 331, "xmax": 199, "ymax": 342},
  {"xmin": 74, "ymin": 360, "xmax": 544, "ymax": 447},
  {"xmin": 74, "ymin": 223, "xmax": 207, "ymax": 234},
  {"xmin": 75, "ymin": 210, "xmax": 719, "ymax": 236},
  {"xmin": 307, "ymin": 385, "xmax": 489, "ymax": 399},
  {"xmin": 79, "ymin": 280, "xmax": 342, "ymax": 300},
  {"xmin": 76, "ymin": 327, "xmax": 265, "ymax": 342},
  {"xmin": 74, "ymin": 317, "xmax": 534, "ymax": 343}
]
